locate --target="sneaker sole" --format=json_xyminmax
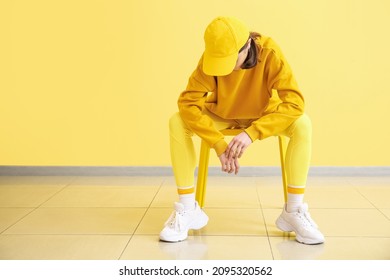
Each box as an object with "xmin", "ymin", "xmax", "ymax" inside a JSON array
[
  {"xmin": 295, "ymin": 236, "xmax": 324, "ymax": 245},
  {"xmin": 159, "ymin": 233, "xmax": 187, "ymax": 243}
]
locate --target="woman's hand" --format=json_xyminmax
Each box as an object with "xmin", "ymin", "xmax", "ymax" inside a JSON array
[
  {"xmin": 219, "ymin": 152, "xmax": 240, "ymax": 175},
  {"xmin": 226, "ymin": 132, "xmax": 252, "ymax": 160}
]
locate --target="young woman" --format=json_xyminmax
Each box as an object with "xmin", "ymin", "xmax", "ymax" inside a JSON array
[{"xmin": 160, "ymin": 16, "xmax": 324, "ymax": 245}]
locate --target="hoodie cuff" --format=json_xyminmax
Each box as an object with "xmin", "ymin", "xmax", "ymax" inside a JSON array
[
  {"xmin": 244, "ymin": 126, "xmax": 261, "ymax": 142},
  {"xmin": 213, "ymin": 139, "xmax": 228, "ymax": 156}
]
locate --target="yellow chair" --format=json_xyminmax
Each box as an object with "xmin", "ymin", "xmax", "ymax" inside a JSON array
[{"xmin": 195, "ymin": 129, "xmax": 288, "ymax": 208}]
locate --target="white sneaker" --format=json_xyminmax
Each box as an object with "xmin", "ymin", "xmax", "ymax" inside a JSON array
[
  {"xmin": 160, "ymin": 202, "xmax": 209, "ymax": 242},
  {"xmin": 276, "ymin": 203, "xmax": 325, "ymax": 245}
]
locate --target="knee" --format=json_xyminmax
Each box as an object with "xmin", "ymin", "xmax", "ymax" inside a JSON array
[
  {"xmin": 292, "ymin": 114, "xmax": 312, "ymax": 139},
  {"xmin": 169, "ymin": 113, "xmax": 182, "ymax": 132},
  {"xmin": 169, "ymin": 112, "xmax": 194, "ymax": 138}
]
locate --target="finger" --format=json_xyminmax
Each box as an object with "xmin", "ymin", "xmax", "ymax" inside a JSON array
[
  {"xmin": 221, "ymin": 159, "xmax": 228, "ymax": 172},
  {"xmin": 228, "ymin": 144, "xmax": 239, "ymax": 159},
  {"xmin": 237, "ymin": 147, "xmax": 244, "ymax": 158},
  {"xmin": 224, "ymin": 162, "xmax": 229, "ymax": 173},
  {"xmin": 228, "ymin": 164, "xmax": 234, "ymax": 174},
  {"xmin": 223, "ymin": 157, "xmax": 231, "ymax": 173},
  {"xmin": 233, "ymin": 158, "xmax": 239, "ymax": 173},
  {"xmin": 225, "ymin": 160, "xmax": 232, "ymax": 173},
  {"xmin": 226, "ymin": 144, "xmax": 233, "ymax": 159},
  {"xmin": 234, "ymin": 146, "xmax": 242, "ymax": 158},
  {"xmin": 226, "ymin": 141, "xmax": 234, "ymax": 155},
  {"xmin": 227, "ymin": 141, "xmax": 234, "ymax": 151},
  {"xmin": 234, "ymin": 158, "xmax": 240, "ymax": 175},
  {"xmin": 237, "ymin": 143, "xmax": 249, "ymax": 158},
  {"xmin": 227, "ymin": 139, "xmax": 238, "ymax": 156}
]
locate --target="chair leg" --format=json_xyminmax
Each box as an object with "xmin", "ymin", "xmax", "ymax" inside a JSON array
[
  {"xmin": 196, "ymin": 140, "xmax": 210, "ymax": 208},
  {"xmin": 278, "ymin": 136, "xmax": 288, "ymax": 203}
]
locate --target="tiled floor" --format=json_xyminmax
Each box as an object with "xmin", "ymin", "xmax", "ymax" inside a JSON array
[{"xmin": 0, "ymin": 175, "xmax": 389, "ymax": 260}]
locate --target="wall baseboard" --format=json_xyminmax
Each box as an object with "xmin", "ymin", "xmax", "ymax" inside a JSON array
[{"xmin": 0, "ymin": 166, "xmax": 389, "ymax": 177}]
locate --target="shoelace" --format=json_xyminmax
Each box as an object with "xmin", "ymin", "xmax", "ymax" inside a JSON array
[
  {"xmin": 303, "ymin": 211, "xmax": 319, "ymax": 228},
  {"xmin": 165, "ymin": 210, "xmax": 185, "ymax": 231},
  {"xmin": 296, "ymin": 204, "xmax": 319, "ymax": 229}
]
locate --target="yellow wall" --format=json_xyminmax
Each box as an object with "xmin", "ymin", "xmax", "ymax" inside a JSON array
[{"xmin": 1, "ymin": 0, "xmax": 389, "ymax": 166}]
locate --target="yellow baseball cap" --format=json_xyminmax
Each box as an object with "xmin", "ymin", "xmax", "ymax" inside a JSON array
[{"xmin": 203, "ymin": 16, "xmax": 249, "ymax": 76}]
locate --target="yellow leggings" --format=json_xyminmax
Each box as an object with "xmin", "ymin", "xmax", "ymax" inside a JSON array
[{"xmin": 169, "ymin": 112, "xmax": 312, "ymax": 188}]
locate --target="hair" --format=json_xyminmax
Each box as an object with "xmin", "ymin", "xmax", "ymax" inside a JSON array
[{"xmin": 240, "ymin": 32, "xmax": 261, "ymax": 69}]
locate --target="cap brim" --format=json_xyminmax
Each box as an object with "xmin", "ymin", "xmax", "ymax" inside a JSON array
[{"xmin": 202, "ymin": 52, "xmax": 237, "ymax": 76}]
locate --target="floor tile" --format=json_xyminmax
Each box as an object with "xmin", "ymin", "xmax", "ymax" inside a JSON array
[
  {"xmin": 0, "ymin": 185, "xmax": 66, "ymax": 207},
  {"xmin": 193, "ymin": 235, "xmax": 272, "ymax": 259},
  {"xmin": 69, "ymin": 176, "xmax": 166, "ymax": 187},
  {"xmin": 255, "ymin": 176, "xmax": 284, "ymax": 187},
  {"xmin": 254, "ymin": 175, "xmax": 290, "ymax": 204},
  {"xmin": 256, "ymin": 186, "xmax": 288, "ymax": 209},
  {"xmin": 261, "ymin": 209, "xmax": 292, "ymax": 237},
  {"xmin": 199, "ymin": 208, "xmax": 267, "ymax": 236},
  {"xmin": 205, "ymin": 176, "xmax": 259, "ymax": 187},
  {"xmin": 199, "ymin": 185, "xmax": 260, "ymax": 208},
  {"xmin": 355, "ymin": 186, "xmax": 390, "ymax": 208},
  {"xmin": 0, "ymin": 176, "xmax": 74, "ymax": 186},
  {"xmin": 0, "ymin": 234, "xmax": 130, "ymax": 260},
  {"xmin": 309, "ymin": 209, "xmax": 390, "ymax": 237},
  {"xmin": 303, "ymin": 186, "xmax": 374, "ymax": 209},
  {"xmin": 381, "ymin": 209, "xmax": 390, "ymax": 220},
  {"xmin": 347, "ymin": 177, "xmax": 390, "ymax": 187},
  {"xmin": 256, "ymin": 177, "xmax": 359, "ymax": 209},
  {"xmin": 150, "ymin": 184, "xmax": 179, "ymax": 208},
  {"xmin": 153, "ymin": 177, "xmax": 261, "ymax": 208},
  {"xmin": 270, "ymin": 237, "xmax": 390, "ymax": 260},
  {"xmin": 121, "ymin": 235, "xmax": 273, "ymax": 260},
  {"xmin": 269, "ymin": 237, "xmax": 326, "ymax": 260},
  {"xmin": 0, "ymin": 208, "xmax": 34, "ymax": 232},
  {"xmin": 306, "ymin": 176, "xmax": 353, "ymax": 187},
  {"xmin": 134, "ymin": 208, "xmax": 173, "ymax": 235},
  {"xmin": 4, "ymin": 208, "xmax": 147, "ymax": 234},
  {"xmin": 41, "ymin": 185, "xmax": 159, "ymax": 207}
]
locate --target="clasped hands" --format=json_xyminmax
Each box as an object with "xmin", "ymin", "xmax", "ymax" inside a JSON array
[{"xmin": 218, "ymin": 131, "xmax": 252, "ymax": 175}]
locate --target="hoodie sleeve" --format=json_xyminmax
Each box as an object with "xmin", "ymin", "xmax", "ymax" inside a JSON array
[
  {"xmin": 178, "ymin": 58, "xmax": 228, "ymax": 156},
  {"xmin": 244, "ymin": 42, "xmax": 305, "ymax": 141}
]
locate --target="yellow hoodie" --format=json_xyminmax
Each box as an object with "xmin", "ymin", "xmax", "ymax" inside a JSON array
[{"xmin": 178, "ymin": 35, "xmax": 305, "ymax": 156}]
